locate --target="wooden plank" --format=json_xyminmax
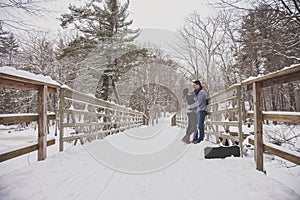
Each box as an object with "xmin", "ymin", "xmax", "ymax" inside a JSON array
[
  {"xmin": 253, "ymin": 82, "xmax": 264, "ymax": 171},
  {"xmin": 210, "ymin": 121, "xmax": 239, "ymax": 126},
  {"xmin": 0, "ymin": 78, "xmax": 39, "ymax": 91},
  {"xmin": 63, "ymin": 122, "xmax": 119, "ymax": 127},
  {"xmin": 208, "ymin": 96, "xmax": 237, "ymax": 106},
  {"xmin": 0, "ymin": 72, "xmax": 59, "ymax": 92},
  {"xmin": 248, "ymin": 138, "xmax": 300, "ymax": 165},
  {"xmin": 171, "ymin": 114, "xmax": 176, "ymax": 126},
  {"xmin": 38, "ymin": 85, "xmax": 47, "ymax": 161},
  {"xmin": 62, "ymin": 131, "xmax": 112, "ymax": 142},
  {"xmin": 63, "ymin": 109, "xmax": 110, "ymax": 118},
  {"xmin": 242, "ymin": 64, "xmax": 300, "ymax": 87},
  {"xmin": 59, "ymin": 88, "xmax": 65, "ymax": 152},
  {"xmin": 0, "ymin": 139, "xmax": 55, "ymax": 162},
  {"xmin": 64, "ymin": 88, "xmax": 142, "ymax": 115},
  {"xmin": 0, "ymin": 113, "xmax": 55, "ymax": 124},
  {"xmin": 261, "ymin": 71, "xmax": 300, "ymax": 88},
  {"xmin": 208, "ymin": 84, "xmax": 240, "ymax": 101},
  {"xmin": 206, "ymin": 131, "xmax": 249, "ymax": 143},
  {"xmin": 208, "ymin": 108, "xmax": 238, "ymax": 115},
  {"xmin": 247, "ymin": 111, "xmax": 300, "ymax": 123},
  {"xmin": 237, "ymin": 85, "xmax": 243, "ymax": 157}
]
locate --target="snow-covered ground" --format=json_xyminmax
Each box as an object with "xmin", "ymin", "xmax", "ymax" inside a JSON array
[{"xmin": 0, "ymin": 118, "xmax": 300, "ymax": 200}]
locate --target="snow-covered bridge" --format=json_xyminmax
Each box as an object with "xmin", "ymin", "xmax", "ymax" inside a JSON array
[
  {"xmin": 1, "ymin": 66, "xmax": 300, "ymax": 199},
  {"xmin": 0, "ymin": 119, "xmax": 299, "ymax": 200}
]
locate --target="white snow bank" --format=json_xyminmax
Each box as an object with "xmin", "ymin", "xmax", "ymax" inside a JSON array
[{"xmin": 0, "ymin": 66, "xmax": 60, "ymax": 86}]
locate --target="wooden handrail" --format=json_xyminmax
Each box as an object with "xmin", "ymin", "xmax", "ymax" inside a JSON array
[
  {"xmin": 242, "ymin": 64, "xmax": 300, "ymax": 90},
  {"xmin": 0, "ymin": 71, "xmax": 59, "ymax": 93},
  {"xmin": 242, "ymin": 65, "xmax": 300, "ymax": 171},
  {"xmin": 59, "ymin": 87, "xmax": 146, "ymax": 151},
  {"xmin": 0, "ymin": 113, "xmax": 56, "ymax": 124},
  {"xmin": 248, "ymin": 138, "xmax": 300, "ymax": 165},
  {"xmin": 247, "ymin": 111, "xmax": 300, "ymax": 124},
  {"xmin": 0, "ymin": 139, "xmax": 55, "ymax": 163}
]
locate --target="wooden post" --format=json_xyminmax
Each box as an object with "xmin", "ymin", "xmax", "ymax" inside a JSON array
[
  {"xmin": 171, "ymin": 114, "xmax": 176, "ymax": 126},
  {"xmin": 237, "ymin": 85, "xmax": 243, "ymax": 157},
  {"xmin": 143, "ymin": 115, "xmax": 147, "ymax": 125},
  {"xmin": 253, "ymin": 82, "xmax": 264, "ymax": 172},
  {"xmin": 38, "ymin": 85, "xmax": 47, "ymax": 161},
  {"xmin": 59, "ymin": 88, "xmax": 64, "ymax": 151}
]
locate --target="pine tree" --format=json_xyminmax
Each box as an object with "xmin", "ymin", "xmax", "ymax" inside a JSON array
[
  {"xmin": 0, "ymin": 23, "xmax": 19, "ymax": 67},
  {"xmin": 59, "ymin": 0, "xmax": 147, "ymax": 101},
  {"xmin": 239, "ymin": 3, "xmax": 300, "ymax": 112}
]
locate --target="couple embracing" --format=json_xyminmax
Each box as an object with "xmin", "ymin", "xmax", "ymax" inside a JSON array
[{"xmin": 181, "ymin": 80, "xmax": 207, "ymax": 144}]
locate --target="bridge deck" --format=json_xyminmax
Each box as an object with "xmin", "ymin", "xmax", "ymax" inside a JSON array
[{"xmin": 0, "ymin": 118, "xmax": 299, "ymax": 200}]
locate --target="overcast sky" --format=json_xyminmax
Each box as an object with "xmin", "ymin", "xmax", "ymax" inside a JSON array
[
  {"xmin": 12, "ymin": 0, "xmax": 216, "ymax": 33},
  {"xmin": 125, "ymin": 0, "xmax": 214, "ymax": 31}
]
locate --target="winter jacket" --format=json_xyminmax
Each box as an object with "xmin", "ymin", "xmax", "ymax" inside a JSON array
[{"xmin": 189, "ymin": 89, "xmax": 207, "ymax": 112}]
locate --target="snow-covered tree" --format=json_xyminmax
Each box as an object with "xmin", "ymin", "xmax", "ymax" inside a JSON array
[
  {"xmin": 59, "ymin": 0, "xmax": 148, "ymax": 101},
  {"xmin": 0, "ymin": 23, "xmax": 19, "ymax": 67},
  {"xmin": 0, "ymin": 0, "xmax": 52, "ymax": 31},
  {"xmin": 239, "ymin": 3, "xmax": 300, "ymax": 112},
  {"xmin": 17, "ymin": 32, "xmax": 56, "ymax": 77},
  {"xmin": 174, "ymin": 12, "xmax": 227, "ymax": 94}
]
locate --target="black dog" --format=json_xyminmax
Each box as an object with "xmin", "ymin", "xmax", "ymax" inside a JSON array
[{"xmin": 204, "ymin": 146, "xmax": 240, "ymax": 159}]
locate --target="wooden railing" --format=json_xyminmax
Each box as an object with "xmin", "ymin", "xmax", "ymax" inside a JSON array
[
  {"xmin": 0, "ymin": 68, "xmax": 59, "ymax": 162},
  {"xmin": 173, "ymin": 65, "xmax": 300, "ymax": 168},
  {"xmin": 242, "ymin": 64, "xmax": 300, "ymax": 171},
  {"xmin": 206, "ymin": 84, "xmax": 245, "ymax": 150},
  {"xmin": 59, "ymin": 87, "xmax": 148, "ymax": 151},
  {"xmin": 0, "ymin": 67, "xmax": 149, "ymax": 161}
]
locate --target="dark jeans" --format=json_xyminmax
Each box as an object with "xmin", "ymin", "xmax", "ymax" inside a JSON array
[{"xmin": 193, "ymin": 110, "xmax": 207, "ymax": 142}]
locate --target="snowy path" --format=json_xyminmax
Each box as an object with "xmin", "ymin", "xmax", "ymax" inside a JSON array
[{"xmin": 0, "ymin": 118, "xmax": 299, "ymax": 200}]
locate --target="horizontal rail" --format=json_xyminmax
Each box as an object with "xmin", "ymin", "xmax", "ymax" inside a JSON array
[
  {"xmin": 209, "ymin": 121, "xmax": 239, "ymax": 126},
  {"xmin": 62, "ymin": 124, "xmax": 142, "ymax": 143},
  {"xmin": 208, "ymin": 108, "xmax": 238, "ymax": 115},
  {"xmin": 63, "ymin": 88, "xmax": 141, "ymax": 115},
  {"xmin": 0, "ymin": 138, "xmax": 55, "ymax": 162},
  {"xmin": 247, "ymin": 111, "xmax": 300, "ymax": 123},
  {"xmin": 63, "ymin": 109, "xmax": 143, "ymax": 120},
  {"xmin": 208, "ymin": 84, "xmax": 240, "ymax": 100},
  {"xmin": 0, "ymin": 113, "xmax": 56, "ymax": 124},
  {"xmin": 63, "ymin": 121, "xmax": 143, "ymax": 127},
  {"xmin": 208, "ymin": 96, "xmax": 238, "ymax": 106},
  {"xmin": 242, "ymin": 64, "xmax": 300, "ymax": 90},
  {"xmin": 207, "ymin": 132, "xmax": 240, "ymax": 142},
  {"xmin": 0, "ymin": 73, "xmax": 59, "ymax": 93},
  {"xmin": 248, "ymin": 138, "xmax": 300, "ymax": 165}
]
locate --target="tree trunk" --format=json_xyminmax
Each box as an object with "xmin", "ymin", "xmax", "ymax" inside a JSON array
[
  {"xmin": 288, "ymin": 83, "xmax": 296, "ymax": 111},
  {"xmin": 279, "ymin": 85, "xmax": 285, "ymax": 111},
  {"xmin": 95, "ymin": 74, "xmax": 112, "ymax": 101},
  {"xmin": 112, "ymin": 79, "xmax": 120, "ymax": 104},
  {"xmin": 270, "ymin": 86, "xmax": 277, "ymax": 111}
]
